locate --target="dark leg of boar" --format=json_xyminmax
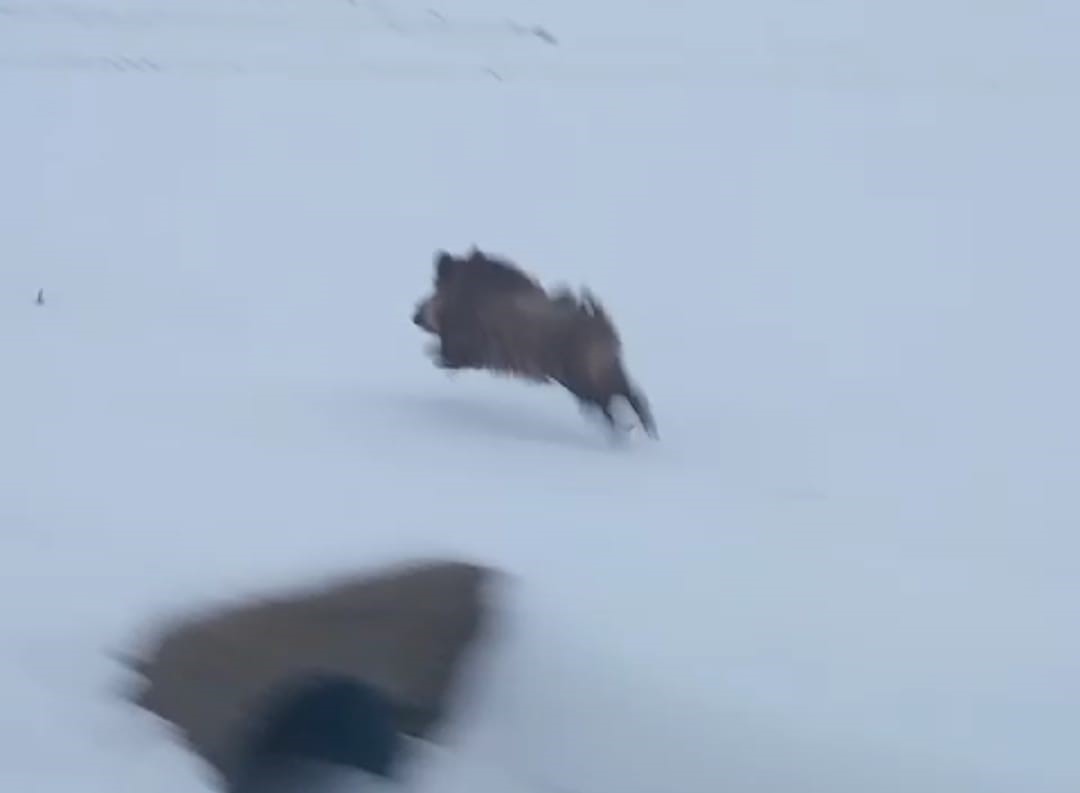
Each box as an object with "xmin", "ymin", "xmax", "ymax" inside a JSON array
[
  {"xmin": 433, "ymin": 328, "xmax": 484, "ymax": 370},
  {"xmin": 620, "ymin": 381, "xmax": 658, "ymax": 439},
  {"xmin": 563, "ymin": 368, "xmax": 658, "ymax": 439}
]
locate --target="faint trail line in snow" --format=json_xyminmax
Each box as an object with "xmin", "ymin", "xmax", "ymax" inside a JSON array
[
  {"xmin": 0, "ymin": 52, "xmax": 688, "ymax": 81},
  {"xmin": 0, "ymin": 50, "xmax": 1063, "ymax": 96},
  {"xmin": 0, "ymin": 0, "xmax": 562, "ymax": 46}
]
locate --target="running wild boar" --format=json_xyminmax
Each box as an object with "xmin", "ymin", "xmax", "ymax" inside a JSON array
[{"xmin": 411, "ymin": 247, "xmax": 657, "ymax": 438}]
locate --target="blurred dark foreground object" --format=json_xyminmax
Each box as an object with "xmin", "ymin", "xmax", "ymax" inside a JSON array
[{"xmin": 124, "ymin": 559, "xmax": 499, "ymax": 792}]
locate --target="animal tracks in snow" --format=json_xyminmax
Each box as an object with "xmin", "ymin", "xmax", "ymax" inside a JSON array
[
  {"xmin": 0, "ymin": 0, "xmax": 688, "ymax": 81},
  {"xmin": 0, "ymin": 0, "xmax": 557, "ymax": 45}
]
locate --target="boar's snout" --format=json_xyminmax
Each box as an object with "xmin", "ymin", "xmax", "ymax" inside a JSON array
[{"xmin": 412, "ymin": 299, "xmax": 437, "ymax": 333}]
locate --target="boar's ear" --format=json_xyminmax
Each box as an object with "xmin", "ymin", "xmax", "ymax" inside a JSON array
[{"xmin": 434, "ymin": 250, "xmax": 456, "ymax": 281}]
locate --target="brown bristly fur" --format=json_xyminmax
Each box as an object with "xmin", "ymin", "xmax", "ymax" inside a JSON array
[{"xmin": 411, "ymin": 248, "xmax": 657, "ymax": 438}]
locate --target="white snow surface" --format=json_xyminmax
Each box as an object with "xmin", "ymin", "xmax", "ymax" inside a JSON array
[{"xmin": 2, "ymin": 0, "xmax": 1079, "ymax": 791}]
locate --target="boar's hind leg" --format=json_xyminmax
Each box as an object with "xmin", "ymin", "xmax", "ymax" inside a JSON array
[
  {"xmin": 575, "ymin": 395, "xmax": 633, "ymax": 438},
  {"xmin": 621, "ymin": 385, "xmax": 658, "ymax": 439}
]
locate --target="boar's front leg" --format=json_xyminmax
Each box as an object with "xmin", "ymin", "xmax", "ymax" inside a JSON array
[{"xmin": 434, "ymin": 330, "xmax": 483, "ymax": 370}]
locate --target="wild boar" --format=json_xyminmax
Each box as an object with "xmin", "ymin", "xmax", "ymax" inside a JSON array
[{"xmin": 411, "ymin": 248, "xmax": 657, "ymax": 439}]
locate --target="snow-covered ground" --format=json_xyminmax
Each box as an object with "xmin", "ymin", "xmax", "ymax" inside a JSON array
[{"xmin": 2, "ymin": 0, "xmax": 1078, "ymax": 791}]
